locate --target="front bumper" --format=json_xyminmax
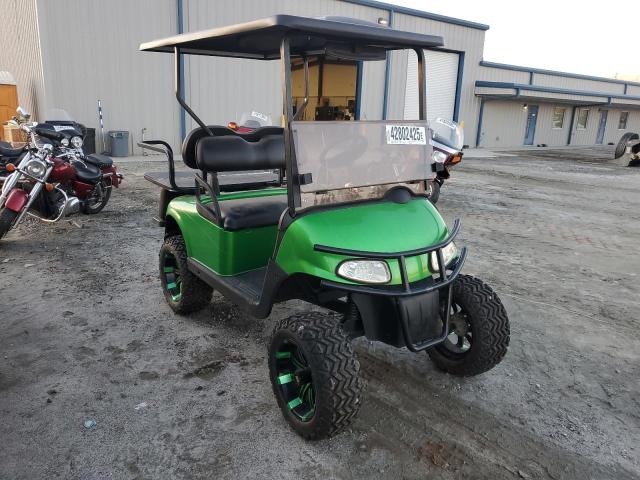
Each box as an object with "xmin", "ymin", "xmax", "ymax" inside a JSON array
[{"xmin": 314, "ymin": 218, "xmax": 468, "ymax": 351}]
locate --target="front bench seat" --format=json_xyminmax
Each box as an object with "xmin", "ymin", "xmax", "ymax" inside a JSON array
[{"xmin": 218, "ymin": 195, "xmax": 288, "ymax": 231}]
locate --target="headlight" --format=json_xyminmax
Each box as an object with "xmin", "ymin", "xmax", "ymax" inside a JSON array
[
  {"xmin": 60, "ymin": 138, "xmax": 69, "ymax": 147},
  {"xmin": 337, "ymin": 259, "xmax": 391, "ymax": 284},
  {"xmin": 430, "ymin": 242, "xmax": 458, "ymax": 272},
  {"xmin": 71, "ymin": 136, "xmax": 83, "ymax": 148},
  {"xmin": 432, "ymin": 150, "xmax": 448, "ymax": 163},
  {"xmin": 25, "ymin": 159, "xmax": 47, "ymax": 179}
]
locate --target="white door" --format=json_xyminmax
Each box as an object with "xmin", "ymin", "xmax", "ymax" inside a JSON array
[{"xmin": 404, "ymin": 50, "xmax": 459, "ymax": 122}]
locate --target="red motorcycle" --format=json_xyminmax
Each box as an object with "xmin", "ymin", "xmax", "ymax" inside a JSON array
[{"xmin": 0, "ymin": 109, "xmax": 122, "ymax": 240}]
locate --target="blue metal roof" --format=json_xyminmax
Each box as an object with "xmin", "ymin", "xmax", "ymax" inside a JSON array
[
  {"xmin": 342, "ymin": 0, "xmax": 490, "ymax": 31},
  {"xmin": 475, "ymin": 81, "xmax": 640, "ymax": 103},
  {"xmin": 480, "ymin": 61, "xmax": 640, "ymax": 88}
]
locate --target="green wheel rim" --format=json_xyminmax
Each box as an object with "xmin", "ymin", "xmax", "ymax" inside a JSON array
[
  {"xmin": 162, "ymin": 251, "xmax": 182, "ymax": 302},
  {"xmin": 274, "ymin": 341, "xmax": 316, "ymax": 423}
]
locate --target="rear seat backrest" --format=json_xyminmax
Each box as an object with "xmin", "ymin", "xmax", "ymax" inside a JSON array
[
  {"xmin": 195, "ymin": 133, "xmax": 285, "ymax": 173},
  {"xmin": 181, "ymin": 126, "xmax": 284, "ymax": 170}
]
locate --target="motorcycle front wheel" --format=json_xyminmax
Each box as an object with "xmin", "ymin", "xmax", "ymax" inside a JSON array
[
  {"xmin": 0, "ymin": 207, "xmax": 19, "ymax": 240},
  {"xmin": 82, "ymin": 179, "xmax": 112, "ymax": 215}
]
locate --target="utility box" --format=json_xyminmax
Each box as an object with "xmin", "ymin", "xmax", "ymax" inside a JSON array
[
  {"xmin": 0, "ymin": 71, "xmax": 19, "ymax": 142},
  {"xmin": 108, "ymin": 130, "xmax": 129, "ymax": 157}
]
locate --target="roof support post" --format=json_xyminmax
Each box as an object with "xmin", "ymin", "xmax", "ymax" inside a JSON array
[
  {"xmin": 415, "ymin": 48, "xmax": 427, "ymax": 121},
  {"xmin": 280, "ymin": 37, "xmax": 299, "ymax": 210},
  {"xmin": 382, "ymin": 9, "xmax": 394, "ymax": 120},
  {"xmin": 176, "ymin": 0, "xmax": 186, "ymax": 142}
]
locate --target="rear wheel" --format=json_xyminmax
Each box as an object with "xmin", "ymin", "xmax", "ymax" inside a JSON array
[
  {"xmin": 159, "ymin": 235, "xmax": 212, "ymax": 314},
  {"xmin": 614, "ymin": 132, "xmax": 639, "ymax": 159},
  {"xmin": 269, "ymin": 312, "xmax": 362, "ymax": 440},
  {"xmin": 0, "ymin": 207, "xmax": 18, "ymax": 240},
  {"xmin": 428, "ymin": 274, "xmax": 510, "ymax": 376},
  {"xmin": 81, "ymin": 179, "xmax": 112, "ymax": 214}
]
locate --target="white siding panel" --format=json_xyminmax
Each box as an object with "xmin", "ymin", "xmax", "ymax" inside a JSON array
[
  {"xmin": 0, "ymin": 0, "xmax": 45, "ymax": 119},
  {"xmin": 626, "ymin": 85, "xmax": 640, "ymax": 96},
  {"xmin": 534, "ymin": 73, "xmax": 625, "ymax": 95},
  {"xmin": 568, "ymin": 107, "xmax": 600, "ymax": 146},
  {"xmin": 478, "ymin": 101, "xmax": 527, "ymax": 148},
  {"xmin": 37, "ymin": 0, "xmax": 178, "ymax": 153},
  {"xmin": 359, "ymin": 60, "xmax": 385, "ymax": 120},
  {"xmin": 532, "ymin": 104, "xmax": 570, "ymax": 147},
  {"xmin": 478, "ymin": 66, "xmax": 530, "ymax": 84}
]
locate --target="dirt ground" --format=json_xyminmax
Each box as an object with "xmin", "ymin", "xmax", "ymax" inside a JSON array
[{"xmin": 0, "ymin": 147, "xmax": 638, "ymax": 480}]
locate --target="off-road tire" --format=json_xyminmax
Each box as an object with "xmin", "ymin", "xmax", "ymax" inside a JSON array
[
  {"xmin": 428, "ymin": 274, "xmax": 509, "ymax": 376},
  {"xmin": 269, "ymin": 312, "xmax": 362, "ymax": 440},
  {"xmin": 159, "ymin": 235, "xmax": 212, "ymax": 314},
  {"xmin": 614, "ymin": 132, "xmax": 639, "ymax": 159},
  {"xmin": 82, "ymin": 178, "xmax": 112, "ymax": 214},
  {"xmin": 0, "ymin": 207, "xmax": 18, "ymax": 240}
]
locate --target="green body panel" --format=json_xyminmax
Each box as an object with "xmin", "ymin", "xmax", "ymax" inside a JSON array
[
  {"xmin": 166, "ymin": 188, "xmax": 285, "ymax": 275},
  {"xmin": 276, "ymin": 198, "xmax": 448, "ymax": 285}
]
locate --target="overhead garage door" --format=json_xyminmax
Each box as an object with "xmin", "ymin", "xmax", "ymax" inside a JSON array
[{"xmin": 404, "ymin": 50, "xmax": 459, "ymax": 122}]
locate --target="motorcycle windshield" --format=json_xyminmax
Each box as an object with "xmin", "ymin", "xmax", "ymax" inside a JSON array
[
  {"xmin": 44, "ymin": 108, "xmax": 74, "ymax": 122},
  {"xmin": 291, "ymin": 120, "xmax": 434, "ymax": 209},
  {"xmin": 239, "ymin": 111, "xmax": 275, "ymax": 129}
]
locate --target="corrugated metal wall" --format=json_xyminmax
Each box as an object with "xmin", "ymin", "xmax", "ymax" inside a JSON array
[
  {"xmin": 533, "ymin": 74, "xmax": 625, "ymax": 95},
  {"xmin": 0, "ymin": 0, "xmax": 45, "ymax": 119},
  {"xmin": 36, "ymin": 0, "xmax": 179, "ymax": 154}
]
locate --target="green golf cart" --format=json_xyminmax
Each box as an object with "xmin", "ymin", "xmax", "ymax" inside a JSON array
[{"xmin": 140, "ymin": 15, "xmax": 509, "ymax": 440}]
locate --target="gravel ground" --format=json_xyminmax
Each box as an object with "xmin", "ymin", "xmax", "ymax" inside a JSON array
[{"xmin": 0, "ymin": 147, "xmax": 638, "ymax": 480}]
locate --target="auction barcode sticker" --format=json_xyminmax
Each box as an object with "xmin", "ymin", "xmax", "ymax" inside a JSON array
[{"xmin": 385, "ymin": 125, "xmax": 427, "ymax": 145}]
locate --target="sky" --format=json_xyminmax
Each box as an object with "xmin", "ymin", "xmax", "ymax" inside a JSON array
[{"xmin": 386, "ymin": 0, "xmax": 640, "ymax": 80}]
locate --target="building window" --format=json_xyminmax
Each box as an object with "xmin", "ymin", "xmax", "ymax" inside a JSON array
[
  {"xmin": 576, "ymin": 108, "xmax": 589, "ymax": 130},
  {"xmin": 618, "ymin": 111, "xmax": 629, "ymax": 130},
  {"xmin": 552, "ymin": 107, "xmax": 565, "ymax": 129}
]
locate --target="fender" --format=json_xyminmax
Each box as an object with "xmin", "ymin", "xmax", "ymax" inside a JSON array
[{"xmin": 5, "ymin": 188, "xmax": 28, "ymax": 213}]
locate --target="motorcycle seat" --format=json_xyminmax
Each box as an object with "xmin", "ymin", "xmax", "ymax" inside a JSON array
[
  {"xmin": 85, "ymin": 153, "xmax": 113, "ymax": 169},
  {"xmin": 74, "ymin": 161, "xmax": 102, "ymax": 184},
  {"xmin": 0, "ymin": 141, "xmax": 24, "ymax": 159}
]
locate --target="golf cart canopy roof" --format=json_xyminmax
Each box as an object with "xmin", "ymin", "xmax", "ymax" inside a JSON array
[{"xmin": 139, "ymin": 14, "xmax": 444, "ymax": 59}]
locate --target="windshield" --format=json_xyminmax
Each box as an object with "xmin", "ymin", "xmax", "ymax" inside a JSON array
[
  {"xmin": 239, "ymin": 111, "xmax": 275, "ymax": 129},
  {"xmin": 292, "ymin": 120, "xmax": 433, "ymax": 208},
  {"xmin": 431, "ymin": 117, "xmax": 464, "ymax": 151},
  {"xmin": 44, "ymin": 108, "xmax": 74, "ymax": 122}
]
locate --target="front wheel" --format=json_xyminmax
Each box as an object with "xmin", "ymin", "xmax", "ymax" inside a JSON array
[
  {"xmin": 428, "ymin": 274, "xmax": 510, "ymax": 376},
  {"xmin": 269, "ymin": 313, "xmax": 363, "ymax": 440},
  {"xmin": 0, "ymin": 207, "xmax": 18, "ymax": 240}
]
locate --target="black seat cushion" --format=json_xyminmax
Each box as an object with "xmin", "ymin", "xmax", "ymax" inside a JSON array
[
  {"xmin": 74, "ymin": 161, "xmax": 102, "ymax": 183},
  {"xmin": 181, "ymin": 125, "xmax": 284, "ymax": 170},
  {"xmin": 196, "ymin": 134, "xmax": 285, "ymax": 173},
  {"xmin": 219, "ymin": 195, "xmax": 287, "ymax": 231},
  {"xmin": 85, "ymin": 153, "xmax": 113, "ymax": 168}
]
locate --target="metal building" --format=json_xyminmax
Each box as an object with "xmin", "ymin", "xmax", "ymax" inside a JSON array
[{"xmin": 1, "ymin": 0, "xmax": 638, "ymax": 152}]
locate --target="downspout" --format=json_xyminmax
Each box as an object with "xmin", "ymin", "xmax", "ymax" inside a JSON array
[
  {"xmin": 382, "ymin": 9, "xmax": 394, "ymax": 120},
  {"xmin": 567, "ymin": 105, "xmax": 577, "ymax": 145},
  {"xmin": 177, "ymin": 0, "xmax": 186, "ymax": 142},
  {"xmin": 475, "ymin": 98, "xmax": 485, "ymax": 147}
]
